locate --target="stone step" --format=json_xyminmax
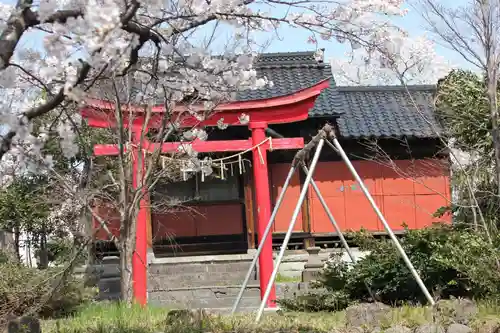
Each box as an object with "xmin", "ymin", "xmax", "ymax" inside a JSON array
[
  {"xmin": 152, "ymin": 285, "xmax": 262, "ymax": 296},
  {"xmin": 149, "ymin": 296, "xmax": 262, "ymax": 309},
  {"xmin": 149, "ymin": 287, "xmax": 262, "ymax": 309},
  {"xmin": 149, "ymin": 270, "xmax": 258, "ymax": 289},
  {"xmin": 147, "ymin": 283, "xmax": 311, "ymax": 309},
  {"xmin": 94, "ymin": 264, "xmax": 121, "ymax": 279},
  {"xmin": 148, "ymin": 260, "xmax": 258, "ymax": 289},
  {"xmin": 149, "ymin": 260, "xmax": 256, "ymax": 275},
  {"xmin": 97, "ymin": 291, "xmax": 120, "ymax": 301},
  {"xmin": 94, "ymin": 270, "xmax": 258, "ymax": 291},
  {"xmin": 204, "ymin": 307, "xmax": 261, "ymax": 315},
  {"xmin": 90, "ymin": 261, "xmax": 257, "ymax": 279},
  {"xmin": 98, "ymin": 276, "xmax": 121, "ymax": 294},
  {"xmin": 92, "ymin": 263, "xmax": 258, "ymax": 297}
]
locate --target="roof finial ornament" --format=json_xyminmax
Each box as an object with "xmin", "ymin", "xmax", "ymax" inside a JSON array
[{"xmin": 314, "ymin": 48, "xmax": 325, "ymax": 63}]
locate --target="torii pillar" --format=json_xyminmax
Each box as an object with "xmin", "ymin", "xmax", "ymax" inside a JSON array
[
  {"xmin": 250, "ymin": 121, "xmax": 276, "ymax": 305},
  {"xmin": 92, "ymin": 128, "xmax": 150, "ymax": 305},
  {"xmin": 81, "ymin": 78, "xmax": 330, "ymax": 307},
  {"xmin": 131, "ymin": 130, "xmax": 149, "ymax": 305}
]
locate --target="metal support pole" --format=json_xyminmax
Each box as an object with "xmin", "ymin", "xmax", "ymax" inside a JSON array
[
  {"xmin": 231, "ymin": 166, "xmax": 298, "ymax": 314},
  {"xmin": 255, "ymin": 139, "xmax": 325, "ymax": 323},
  {"xmin": 303, "ymin": 164, "xmax": 376, "ymax": 301},
  {"xmin": 330, "ymin": 137, "xmax": 435, "ymax": 306},
  {"xmin": 303, "ymin": 164, "xmax": 356, "ymax": 263}
]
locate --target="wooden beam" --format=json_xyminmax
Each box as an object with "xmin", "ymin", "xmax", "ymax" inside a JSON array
[
  {"xmin": 299, "ymin": 167, "xmax": 314, "ymax": 248},
  {"xmin": 244, "ymin": 172, "xmax": 256, "ymax": 249}
]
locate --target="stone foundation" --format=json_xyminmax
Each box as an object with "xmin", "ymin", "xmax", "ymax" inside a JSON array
[
  {"xmin": 80, "ymin": 248, "xmax": 366, "ymax": 309},
  {"xmin": 149, "ymin": 283, "xmax": 314, "ymax": 309}
]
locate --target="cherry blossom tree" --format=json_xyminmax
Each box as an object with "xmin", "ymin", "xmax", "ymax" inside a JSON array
[
  {"xmin": 0, "ymin": 0, "xmax": 415, "ymax": 184},
  {"xmin": 330, "ymin": 34, "xmax": 451, "ymax": 85},
  {"xmin": 0, "ymin": 0, "xmax": 421, "ymax": 303}
]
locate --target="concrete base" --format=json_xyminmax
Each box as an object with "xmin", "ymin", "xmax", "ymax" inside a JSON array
[
  {"xmin": 148, "ymin": 283, "xmax": 315, "ymax": 309},
  {"xmin": 203, "ymin": 307, "xmax": 259, "ymax": 315},
  {"xmin": 150, "ymin": 252, "xmax": 255, "ymax": 265},
  {"xmin": 180, "ymin": 306, "xmax": 281, "ymax": 315},
  {"xmin": 85, "ymin": 248, "xmax": 364, "ymax": 308},
  {"xmin": 263, "ymin": 306, "xmax": 281, "ymax": 313}
]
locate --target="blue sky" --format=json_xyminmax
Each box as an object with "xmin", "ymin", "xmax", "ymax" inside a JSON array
[
  {"xmin": 3, "ymin": 0, "xmax": 475, "ymax": 71},
  {"xmin": 248, "ymin": 0, "xmax": 474, "ymax": 71}
]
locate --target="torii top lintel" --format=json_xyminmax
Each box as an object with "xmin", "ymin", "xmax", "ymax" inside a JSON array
[{"xmin": 80, "ymin": 79, "xmax": 330, "ymax": 129}]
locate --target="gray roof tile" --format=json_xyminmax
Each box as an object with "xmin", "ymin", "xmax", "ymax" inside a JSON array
[
  {"xmin": 245, "ymin": 52, "xmax": 441, "ymax": 139},
  {"xmin": 91, "ymin": 51, "xmax": 442, "ymax": 139},
  {"xmin": 330, "ymin": 86, "xmax": 441, "ymax": 139},
  {"xmin": 235, "ymin": 52, "xmax": 337, "ymax": 119}
]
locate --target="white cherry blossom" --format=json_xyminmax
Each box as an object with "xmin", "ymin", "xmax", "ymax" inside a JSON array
[
  {"xmin": 0, "ymin": 0, "xmax": 417, "ymax": 232},
  {"xmin": 330, "ymin": 34, "xmax": 452, "ymax": 86}
]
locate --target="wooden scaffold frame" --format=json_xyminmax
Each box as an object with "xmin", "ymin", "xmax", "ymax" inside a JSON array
[{"xmin": 230, "ymin": 124, "xmax": 436, "ymax": 322}]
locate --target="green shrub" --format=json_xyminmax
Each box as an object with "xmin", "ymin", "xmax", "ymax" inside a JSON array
[
  {"xmin": 0, "ymin": 250, "xmax": 10, "ymax": 264},
  {"xmin": 34, "ymin": 238, "xmax": 87, "ymax": 267},
  {"xmin": 343, "ymin": 223, "xmax": 500, "ymax": 303},
  {"xmin": 279, "ymin": 223, "xmax": 500, "ymax": 311},
  {"xmin": 0, "ymin": 262, "xmax": 96, "ymax": 321},
  {"xmin": 277, "ymin": 290, "xmax": 351, "ymax": 312}
]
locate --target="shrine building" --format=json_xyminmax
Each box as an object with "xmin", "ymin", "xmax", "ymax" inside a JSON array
[{"xmin": 82, "ymin": 51, "xmax": 451, "ymax": 307}]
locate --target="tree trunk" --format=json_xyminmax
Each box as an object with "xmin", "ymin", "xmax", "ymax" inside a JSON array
[
  {"xmin": 82, "ymin": 210, "xmax": 98, "ymax": 287},
  {"xmin": 0, "ymin": 229, "xmax": 17, "ymax": 262},
  {"xmin": 13, "ymin": 226, "xmax": 20, "ymax": 261},
  {"xmin": 76, "ymin": 156, "xmax": 96, "ymax": 285},
  {"xmin": 84, "ymin": 210, "xmax": 94, "ymax": 267},
  {"xmin": 38, "ymin": 225, "xmax": 49, "ymax": 269},
  {"xmin": 120, "ymin": 238, "xmax": 134, "ymax": 303},
  {"xmin": 486, "ymin": 72, "xmax": 500, "ymax": 205},
  {"xmin": 484, "ymin": 70, "xmax": 500, "ymax": 270}
]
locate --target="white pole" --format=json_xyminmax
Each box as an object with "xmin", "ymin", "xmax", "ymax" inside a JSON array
[
  {"xmin": 231, "ymin": 166, "xmax": 298, "ymax": 314},
  {"xmin": 303, "ymin": 164, "xmax": 376, "ymax": 300},
  {"xmin": 331, "ymin": 137, "xmax": 435, "ymax": 306},
  {"xmin": 255, "ymin": 139, "xmax": 325, "ymax": 323},
  {"xmin": 304, "ymin": 165, "xmax": 357, "ymax": 263}
]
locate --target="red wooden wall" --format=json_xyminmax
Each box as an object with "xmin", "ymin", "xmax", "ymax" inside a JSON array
[
  {"xmin": 93, "ymin": 202, "xmax": 244, "ymax": 241},
  {"xmin": 152, "ymin": 203, "xmax": 244, "ymax": 239},
  {"xmin": 92, "ymin": 202, "xmax": 120, "ymax": 240},
  {"xmin": 95, "ymin": 158, "xmax": 451, "ymax": 241},
  {"xmin": 270, "ymin": 159, "xmax": 451, "ymax": 233},
  {"xmin": 270, "ymin": 163, "xmax": 304, "ymax": 232}
]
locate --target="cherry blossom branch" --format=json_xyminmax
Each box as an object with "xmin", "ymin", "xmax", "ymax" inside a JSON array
[
  {"xmin": 0, "ymin": 4, "xmax": 83, "ymax": 70},
  {"xmin": 0, "ymin": 60, "xmax": 90, "ymax": 160},
  {"xmin": 8, "ymin": 62, "xmax": 52, "ymax": 93}
]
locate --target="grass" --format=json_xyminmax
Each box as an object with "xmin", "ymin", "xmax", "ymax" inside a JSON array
[
  {"xmin": 41, "ymin": 300, "xmax": 500, "ymax": 333},
  {"xmin": 42, "ymin": 302, "xmax": 345, "ymax": 333},
  {"xmin": 275, "ymin": 273, "xmax": 301, "ymax": 283}
]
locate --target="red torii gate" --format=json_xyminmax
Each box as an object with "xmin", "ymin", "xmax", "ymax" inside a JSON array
[{"xmin": 80, "ymin": 78, "xmax": 329, "ymax": 307}]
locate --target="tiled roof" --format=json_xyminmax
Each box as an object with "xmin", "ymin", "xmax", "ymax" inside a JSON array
[
  {"xmin": 236, "ymin": 52, "xmax": 338, "ymax": 118},
  {"xmin": 243, "ymin": 51, "xmax": 441, "ymax": 139},
  {"xmin": 331, "ymin": 85, "xmax": 440, "ymax": 139},
  {"xmin": 90, "ymin": 51, "xmax": 441, "ymax": 139}
]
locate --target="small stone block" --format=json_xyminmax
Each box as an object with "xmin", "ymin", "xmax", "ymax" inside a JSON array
[
  {"xmin": 302, "ymin": 269, "xmax": 321, "ymax": 282},
  {"xmin": 415, "ymin": 323, "xmax": 445, "ymax": 333},
  {"xmin": 8, "ymin": 316, "xmax": 41, "ymax": 333},
  {"xmin": 302, "ymin": 247, "xmax": 323, "ymax": 282},
  {"xmin": 447, "ymin": 323, "xmax": 472, "ymax": 333}
]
